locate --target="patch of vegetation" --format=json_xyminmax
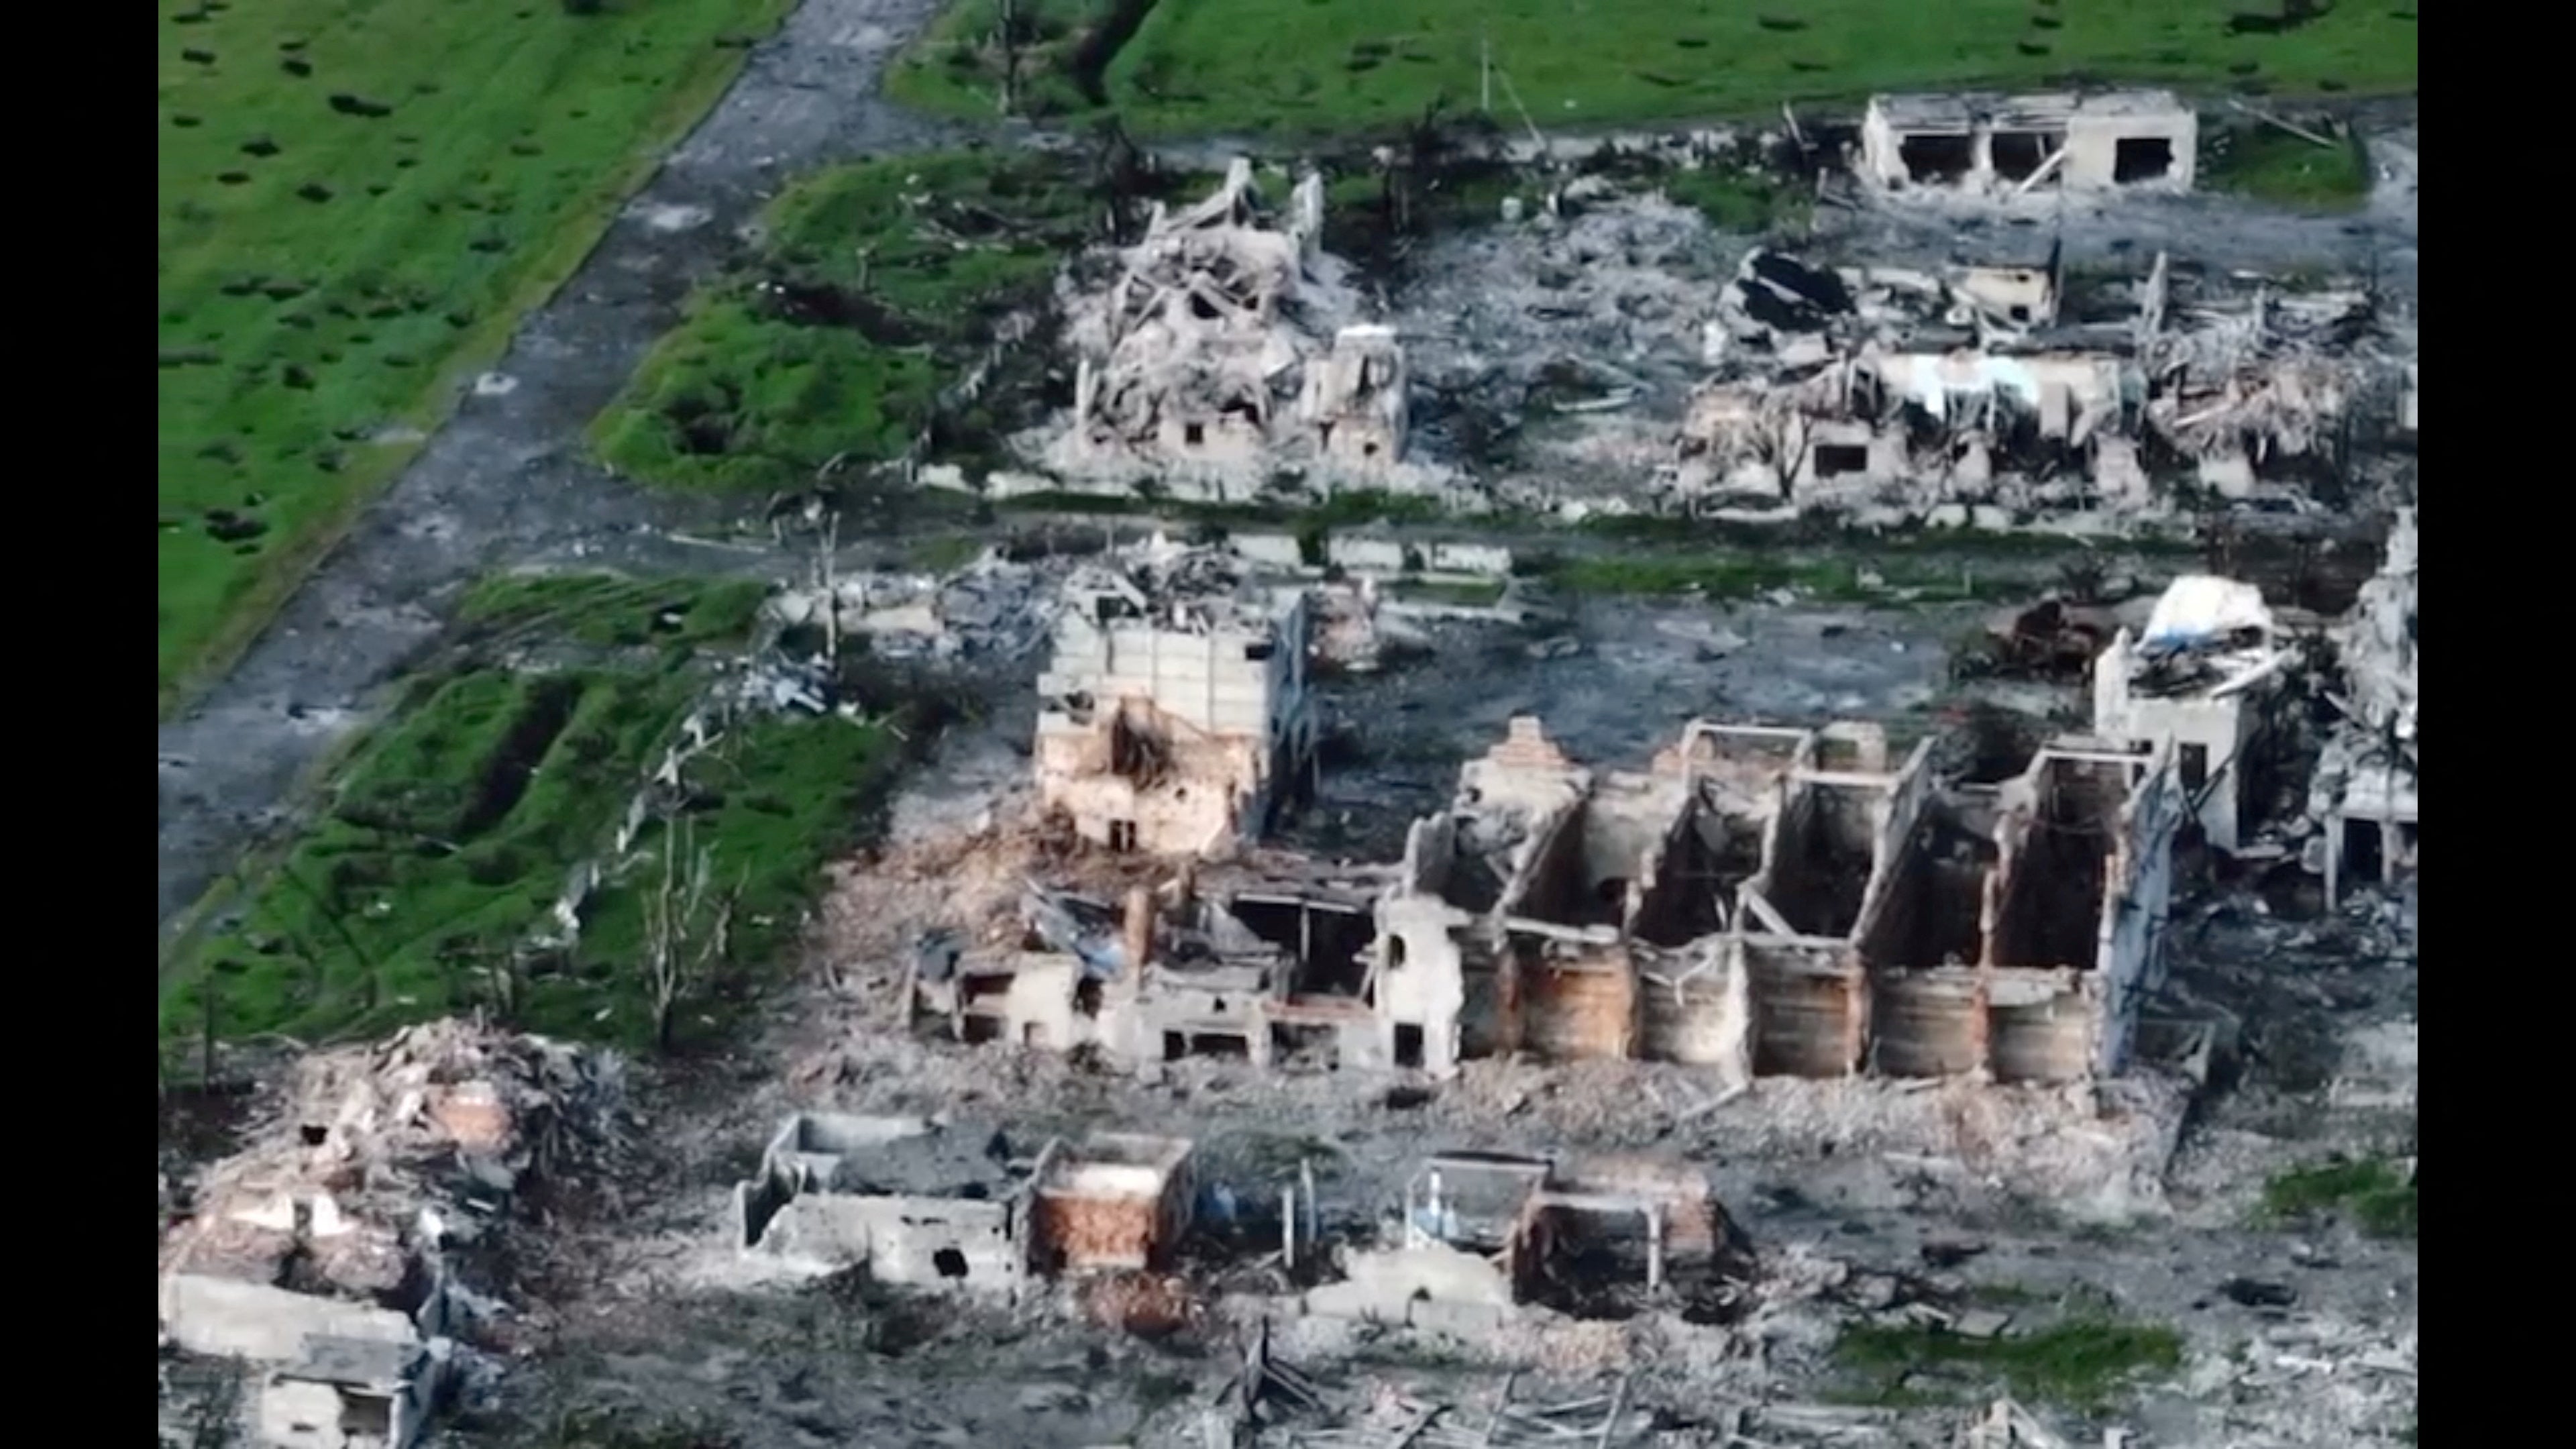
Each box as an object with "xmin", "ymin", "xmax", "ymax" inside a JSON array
[
  {"xmin": 1534, "ymin": 549, "xmax": 2024, "ymax": 604},
  {"xmin": 2260, "ymin": 1155, "xmax": 2418, "ymax": 1239},
  {"xmin": 918, "ymin": 0, "xmax": 2422, "ymax": 139},
  {"xmin": 1835, "ymin": 1319, "xmax": 2185, "ymax": 1411},
  {"xmin": 158, "ymin": 0, "xmax": 795, "ymax": 710},
  {"xmin": 458, "ymin": 571, "xmax": 768, "ymax": 649},
  {"xmin": 1662, "ymin": 164, "xmax": 1813, "ymax": 236},
  {"xmin": 1399, "ymin": 578, "xmax": 1507, "ymax": 608},
  {"xmin": 531, "ymin": 1409, "xmax": 742, "ymax": 1449},
  {"xmin": 888, "ymin": 0, "xmax": 1127, "ymax": 122},
  {"xmin": 2202, "ymin": 119, "xmax": 2373, "ymax": 209},
  {"xmin": 908, "ymin": 533, "xmax": 991, "ymax": 574},
  {"xmin": 162, "ymin": 575, "xmax": 910, "ymax": 1056},
  {"xmin": 590, "ymin": 152, "xmax": 1099, "ymax": 494}
]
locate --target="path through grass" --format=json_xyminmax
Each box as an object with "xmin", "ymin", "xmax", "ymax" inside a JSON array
[{"xmin": 159, "ymin": 0, "xmax": 792, "ymax": 712}]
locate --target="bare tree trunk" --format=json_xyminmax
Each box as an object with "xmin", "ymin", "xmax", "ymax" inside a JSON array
[
  {"xmin": 646, "ymin": 814, "xmax": 740, "ymax": 1053},
  {"xmin": 995, "ymin": 0, "xmax": 1023, "ymax": 116}
]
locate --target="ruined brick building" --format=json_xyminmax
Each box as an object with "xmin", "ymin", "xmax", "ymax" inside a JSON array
[{"xmin": 963, "ymin": 712, "xmax": 2187, "ymax": 1091}]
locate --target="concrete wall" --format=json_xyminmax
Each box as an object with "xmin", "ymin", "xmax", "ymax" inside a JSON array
[
  {"xmin": 1868, "ymin": 968, "xmax": 1986, "ymax": 1077},
  {"xmin": 1036, "ymin": 705, "xmax": 1272, "ymax": 855},
  {"xmin": 1518, "ymin": 947, "xmax": 1638, "ymax": 1061},
  {"xmin": 1986, "ymin": 969, "xmax": 2097, "ymax": 1084},
  {"xmin": 1745, "ymin": 941, "xmax": 1863, "ymax": 1077},
  {"xmin": 161, "ymin": 1275, "xmax": 421, "ymax": 1364},
  {"xmin": 1306, "ymin": 1242, "xmax": 1514, "ymax": 1321},
  {"xmin": 1377, "ymin": 890, "xmax": 1472, "ymax": 1075},
  {"xmin": 1635, "ymin": 941, "xmax": 1750, "ymax": 1083},
  {"xmin": 751, "ymin": 1191, "xmax": 1026, "ymax": 1291},
  {"xmin": 2094, "ymin": 748, "xmax": 2184, "ymax": 1076}
]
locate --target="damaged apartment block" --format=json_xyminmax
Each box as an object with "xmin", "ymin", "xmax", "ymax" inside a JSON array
[
  {"xmin": 1049, "ymin": 159, "xmax": 1415, "ymax": 491},
  {"xmin": 979, "ymin": 711, "xmax": 2188, "ymax": 1089},
  {"xmin": 1674, "ymin": 236, "xmax": 2387, "ymax": 515},
  {"xmin": 1377, "ymin": 716, "xmax": 2186, "ymax": 1087},
  {"xmin": 735, "ymin": 1113, "xmax": 1194, "ymax": 1290},
  {"xmin": 1034, "ymin": 539, "xmax": 1318, "ymax": 857},
  {"xmin": 1860, "ymin": 91, "xmax": 2199, "ymax": 197}
]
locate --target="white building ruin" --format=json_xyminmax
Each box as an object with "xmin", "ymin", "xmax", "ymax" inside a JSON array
[
  {"xmin": 1033, "ymin": 539, "xmax": 1318, "ymax": 858},
  {"xmin": 1860, "ymin": 91, "xmax": 2199, "ymax": 197},
  {"xmin": 2092, "ymin": 576, "xmax": 2293, "ymax": 855}
]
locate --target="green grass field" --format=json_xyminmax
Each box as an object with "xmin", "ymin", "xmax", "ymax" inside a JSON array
[
  {"xmin": 2202, "ymin": 117, "xmax": 2373, "ymax": 208},
  {"xmin": 590, "ymin": 152, "xmax": 1099, "ymax": 493},
  {"xmin": 162, "ymin": 572, "xmax": 906, "ymax": 1056},
  {"xmin": 1835, "ymin": 1318, "xmax": 2186, "ymax": 1410},
  {"xmin": 158, "ymin": 0, "xmax": 794, "ymax": 713},
  {"xmin": 2261, "ymin": 1155, "xmax": 2418, "ymax": 1238},
  {"xmin": 892, "ymin": 0, "xmax": 2416, "ymax": 138}
]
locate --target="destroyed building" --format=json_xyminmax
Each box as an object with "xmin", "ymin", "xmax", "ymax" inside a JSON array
[
  {"xmin": 1308, "ymin": 1150, "xmax": 1748, "ymax": 1328},
  {"xmin": 1375, "ymin": 716, "xmax": 2186, "ymax": 1087},
  {"xmin": 1031, "ymin": 1132, "xmax": 1197, "ymax": 1275},
  {"xmin": 736, "ymin": 1114, "xmax": 1041, "ymax": 1292},
  {"xmin": 1034, "ymin": 539, "xmax": 1319, "ymax": 857},
  {"xmin": 1860, "ymin": 91, "xmax": 2200, "ymax": 197},
  {"xmin": 734, "ymin": 1113, "xmax": 1194, "ymax": 1289},
  {"xmin": 158, "ymin": 1023, "xmax": 614, "ymax": 1449},
  {"xmin": 971, "ymin": 711, "xmax": 2187, "ymax": 1090},
  {"xmin": 911, "ymin": 852, "xmax": 1403, "ymax": 1071},
  {"xmin": 2092, "ymin": 576, "xmax": 2294, "ymax": 855},
  {"xmin": 1672, "ymin": 242, "xmax": 2385, "ymax": 516},
  {"xmin": 1048, "ymin": 160, "xmax": 1415, "ymax": 490},
  {"xmin": 2309, "ymin": 508, "xmax": 2417, "ymax": 903},
  {"xmin": 258, "ymin": 1334, "xmax": 453, "ymax": 1449}
]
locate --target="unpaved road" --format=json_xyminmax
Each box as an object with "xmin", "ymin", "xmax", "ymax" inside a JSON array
[{"xmin": 156, "ymin": 0, "xmax": 961, "ymax": 937}]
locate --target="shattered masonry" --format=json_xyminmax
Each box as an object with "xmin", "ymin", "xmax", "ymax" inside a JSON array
[
  {"xmin": 1307, "ymin": 1150, "xmax": 1750, "ymax": 1330},
  {"xmin": 1861, "ymin": 91, "xmax": 2200, "ymax": 197},
  {"xmin": 734, "ymin": 1114, "xmax": 1194, "ymax": 1290},
  {"xmin": 1033, "ymin": 537, "xmax": 1319, "ymax": 858},
  {"xmin": 1052, "ymin": 159, "xmax": 1415, "ymax": 487},
  {"xmin": 949, "ymin": 709, "xmax": 2186, "ymax": 1089},
  {"xmin": 1677, "ymin": 239, "xmax": 2386, "ymax": 516},
  {"xmin": 158, "ymin": 1022, "xmax": 618, "ymax": 1449},
  {"xmin": 2308, "ymin": 506, "xmax": 2418, "ymax": 904}
]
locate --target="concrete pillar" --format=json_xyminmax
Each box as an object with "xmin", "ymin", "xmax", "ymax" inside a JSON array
[{"xmin": 1123, "ymin": 887, "xmax": 1154, "ymax": 988}]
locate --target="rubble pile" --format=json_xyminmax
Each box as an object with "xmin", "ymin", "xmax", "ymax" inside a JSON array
[
  {"xmin": 1665, "ymin": 242, "xmax": 2404, "ymax": 520},
  {"xmin": 1399, "ymin": 191, "xmax": 1721, "ymax": 503},
  {"xmin": 1036, "ymin": 158, "xmax": 1441, "ymax": 496},
  {"xmin": 162, "ymin": 1020, "xmax": 626, "ymax": 1297},
  {"xmin": 2304, "ymin": 506, "xmax": 2418, "ymax": 900},
  {"xmin": 764, "ymin": 553, "xmax": 1055, "ymax": 663}
]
